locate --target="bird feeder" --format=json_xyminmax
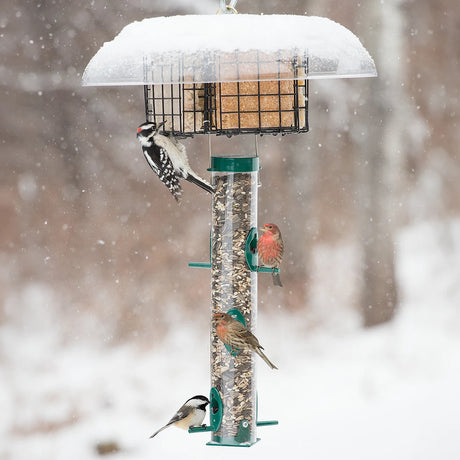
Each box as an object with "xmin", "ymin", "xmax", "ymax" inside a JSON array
[
  {"xmin": 83, "ymin": 3, "xmax": 376, "ymax": 448},
  {"xmin": 142, "ymin": 49, "xmax": 309, "ymax": 137}
]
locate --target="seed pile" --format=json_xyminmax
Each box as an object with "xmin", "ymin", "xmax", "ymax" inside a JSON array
[{"xmin": 211, "ymin": 170, "xmax": 257, "ymax": 441}]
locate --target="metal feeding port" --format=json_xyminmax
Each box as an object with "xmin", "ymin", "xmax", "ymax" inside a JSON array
[{"xmin": 143, "ymin": 51, "xmax": 309, "ymax": 137}]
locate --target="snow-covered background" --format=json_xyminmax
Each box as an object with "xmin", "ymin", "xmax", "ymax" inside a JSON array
[
  {"xmin": 2, "ymin": 220, "xmax": 460, "ymax": 459},
  {"xmin": 1, "ymin": 0, "xmax": 460, "ymax": 459}
]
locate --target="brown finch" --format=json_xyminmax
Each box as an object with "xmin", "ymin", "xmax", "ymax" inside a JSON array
[
  {"xmin": 257, "ymin": 223, "xmax": 284, "ymax": 287},
  {"xmin": 212, "ymin": 312, "xmax": 278, "ymax": 370}
]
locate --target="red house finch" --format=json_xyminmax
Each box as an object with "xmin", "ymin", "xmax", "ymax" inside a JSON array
[
  {"xmin": 257, "ymin": 223, "xmax": 284, "ymax": 287},
  {"xmin": 212, "ymin": 312, "xmax": 278, "ymax": 370}
]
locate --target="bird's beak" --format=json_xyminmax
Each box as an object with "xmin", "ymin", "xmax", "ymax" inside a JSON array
[
  {"xmin": 212, "ymin": 314, "xmax": 220, "ymax": 323},
  {"xmin": 156, "ymin": 120, "xmax": 166, "ymax": 132},
  {"xmin": 259, "ymin": 227, "xmax": 267, "ymax": 233}
]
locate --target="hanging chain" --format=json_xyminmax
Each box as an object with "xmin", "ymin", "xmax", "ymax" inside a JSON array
[
  {"xmin": 208, "ymin": 133, "xmax": 212, "ymax": 163},
  {"xmin": 255, "ymin": 135, "xmax": 262, "ymax": 188},
  {"xmin": 217, "ymin": 0, "xmax": 238, "ymax": 14}
]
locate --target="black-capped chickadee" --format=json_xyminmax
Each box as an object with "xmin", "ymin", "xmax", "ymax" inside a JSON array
[
  {"xmin": 136, "ymin": 121, "xmax": 214, "ymax": 203},
  {"xmin": 149, "ymin": 395, "xmax": 210, "ymax": 439}
]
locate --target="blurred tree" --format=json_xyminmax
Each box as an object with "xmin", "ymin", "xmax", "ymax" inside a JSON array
[
  {"xmin": 352, "ymin": 1, "xmax": 407, "ymax": 326},
  {"xmin": 1, "ymin": 0, "xmax": 459, "ymax": 341},
  {"xmin": 251, "ymin": 0, "xmax": 401, "ymax": 326}
]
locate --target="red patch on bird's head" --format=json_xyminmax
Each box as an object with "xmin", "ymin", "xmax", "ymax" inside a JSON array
[
  {"xmin": 262, "ymin": 223, "xmax": 279, "ymax": 233},
  {"xmin": 212, "ymin": 312, "xmax": 227, "ymax": 323},
  {"xmin": 137, "ymin": 127, "xmax": 142, "ymax": 133}
]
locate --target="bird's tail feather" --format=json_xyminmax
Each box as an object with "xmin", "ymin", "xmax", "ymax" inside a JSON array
[
  {"xmin": 186, "ymin": 173, "xmax": 214, "ymax": 194},
  {"xmin": 149, "ymin": 424, "xmax": 168, "ymax": 439},
  {"xmin": 150, "ymin": 420, "xmax": 176, "ymax": 439},
  {"xmin": 256, "ymin": 348, "xmax": 278, "ymax": 370},
  {"xmin": 272, "ymin": 272, "xmax": 283, "ymax": 287}
]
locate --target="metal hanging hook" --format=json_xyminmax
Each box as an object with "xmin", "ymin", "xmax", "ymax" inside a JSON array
[{"xmin": 217, "ymin": 0, "xmax": 238, "ymax": 14}]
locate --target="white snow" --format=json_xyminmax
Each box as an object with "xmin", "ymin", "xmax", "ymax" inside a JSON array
[
  {"xmin": 2, "ymin": 219, "xmax": 460, "ymax": 459},
  {"xmin": 82, "ymin": 15, "xmax": 377, "ymax": 86}
]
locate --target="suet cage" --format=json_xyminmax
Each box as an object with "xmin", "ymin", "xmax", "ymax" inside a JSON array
[{"xmin": 143, "ymin": 50, "xmax": 309, "ymax": 137}]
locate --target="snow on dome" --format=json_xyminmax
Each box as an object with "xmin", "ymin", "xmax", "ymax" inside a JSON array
[{"xmin": 82, "ymin": 15, "xmax": 377, "ymax": 86}]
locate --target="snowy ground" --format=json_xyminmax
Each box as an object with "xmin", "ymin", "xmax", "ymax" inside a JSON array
[{"xmin": 2, "ymin": 219, "xmax": 460, "ymax": 460}]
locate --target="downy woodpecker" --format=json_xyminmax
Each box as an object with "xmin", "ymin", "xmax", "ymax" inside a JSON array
[{"xmin": 136, "ymin": 121, "xmax": 213, "ymax": 202}]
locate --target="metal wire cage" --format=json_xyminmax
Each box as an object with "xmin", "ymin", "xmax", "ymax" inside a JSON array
[{"xmin": 143, "ymin": 50, "xmax": 309, "ymax": 137}]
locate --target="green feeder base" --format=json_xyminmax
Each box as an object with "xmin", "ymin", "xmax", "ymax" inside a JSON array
[
  {"xmin": 206, "ymin": 438, "xmax": 261, "ymax": 448},
  {"xmin": 207, "ymin": 419, "xmax": 260, "ymax": 447}
]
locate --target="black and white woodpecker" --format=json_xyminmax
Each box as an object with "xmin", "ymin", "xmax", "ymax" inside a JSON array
[
  {"xmin": 149, "ymin": 395, "xmax": 210, "ymax": 439},
  {"xmin": 136, "ymin": 121, "xmax": 214, "ymax": 202}
]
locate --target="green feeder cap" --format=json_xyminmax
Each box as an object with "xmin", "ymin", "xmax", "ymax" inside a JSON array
[{"xmin": 209, "ymin": 157, "xmax": 259, "ymax": 173}]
